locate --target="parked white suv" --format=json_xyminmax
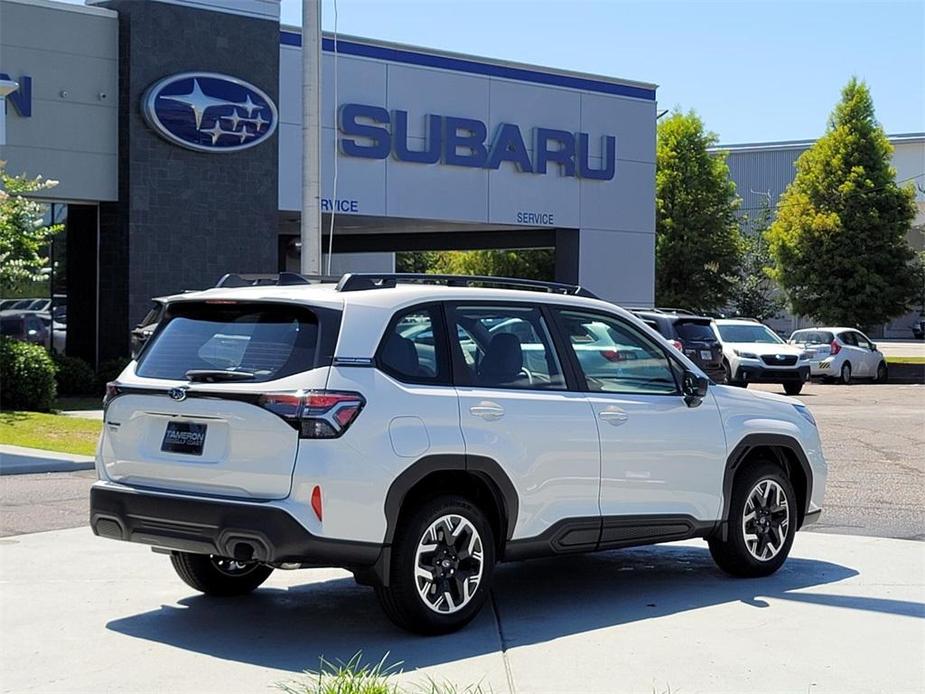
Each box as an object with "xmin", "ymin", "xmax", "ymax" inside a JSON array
[
  {"xmin": 714, "ymin": 318, "xmax": 810, "ymax": 395},
  {"xmin": 789, "ymin": 328, "xmax": 887, "ymax": 384},
  {"xmin": 91, "ymin": 274, "xmax": 826, "ymax": 634}
]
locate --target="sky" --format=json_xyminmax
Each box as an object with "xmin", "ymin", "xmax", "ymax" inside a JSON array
[{"xmin": 277, "ymin": 0, "xmax": 924, "ymax": 143}]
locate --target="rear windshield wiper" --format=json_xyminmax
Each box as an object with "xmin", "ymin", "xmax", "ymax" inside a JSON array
[{"xmin": 185, "ymin": 369, "xmax": 257, "ymax": 383}]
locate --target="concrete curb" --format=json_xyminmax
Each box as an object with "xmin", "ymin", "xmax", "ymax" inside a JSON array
[{"xmin": 0, "ymin": 445, "xmax": 95, "ymax": 475}]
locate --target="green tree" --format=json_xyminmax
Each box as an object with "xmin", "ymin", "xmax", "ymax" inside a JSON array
[
  {"xmin": 732, "ymin": 192, "xmax": 785, "ymax": 321},
  {"xmin": 0, "ymin": 162, "xmax": 63, "ymax": 294},
  {"xmin": 767, "ymin": 78, "xmax": 918, "ymax": 328},
  {"xmin": 656, "ymin": 110, "xmax": 742, "ymax": 312},
  {"xmin": 395, "ymin": 249, "xmax": 554, "ymax": 281}
]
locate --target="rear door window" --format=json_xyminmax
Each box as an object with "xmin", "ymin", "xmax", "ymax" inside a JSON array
[
  {"xmin": 449, "ymin": 305, "xmax": 565, "ymax": 390},
  {"xmin": 136, "ymin": 302, "xmax": 339, "ymax": 382}
]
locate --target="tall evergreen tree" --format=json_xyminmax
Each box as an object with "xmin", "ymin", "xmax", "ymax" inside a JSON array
[
  {"xmin": 655, "ymin": 111, "xmax": 742, "ymax": 312},
  {"xmin": 767, "ymin": 78, "xmax": 917, "ymax": 328},
  {"xmin": 732, "ymin": 192, "xmax": 784, "ymax": 321}
]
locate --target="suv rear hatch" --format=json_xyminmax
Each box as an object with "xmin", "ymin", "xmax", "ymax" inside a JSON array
[
  {"xmin": 673, "ymin": 319, "xmax": 723, "ymax": 371},
  {"xmin": 100, "ymin": 300, "xmax": 341, "ymax": 500}
]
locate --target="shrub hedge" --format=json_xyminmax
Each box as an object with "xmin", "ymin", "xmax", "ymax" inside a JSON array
[{"xmin": 0, "ymin": 337, "xmax": 58, "ymax": 412}]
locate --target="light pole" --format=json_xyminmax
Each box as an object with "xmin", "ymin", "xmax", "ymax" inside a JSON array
[
  {"xmin": 301, "ymin": 0, "xmax": 322, "ymax": 274},
  {"xmin": 0, "ymin": 78, "xmax": 20, "ymax": 146}
]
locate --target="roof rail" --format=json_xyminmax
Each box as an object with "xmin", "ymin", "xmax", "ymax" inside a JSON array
[
  {"xmin": 334, "ymin": 273, "xmax": 599, "ymax": 298},
  {"xmin": 657, "ymin": 307, "xmax": 699, "ymax": 316},
  {"xmin": 215, "ymin": 272, "xmax": 341, "ymax": 288}
]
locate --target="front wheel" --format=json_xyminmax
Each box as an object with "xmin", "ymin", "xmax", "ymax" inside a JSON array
[
  {"xmin": 783, "ymin": 381, "xmax": 803, "ymax": 396},
  {"xmin": 875, "ymin": 361, "xmax": 888, "ymax": 383},
  {"xmin": 170, "ymin": 552, "xmax": 273, "ymax": 596},
  {"xmin": 376, "ymin": 495, "xmax": 495, "ymax": 634},
  {"xmin": 708, "ymin": 462, "xmax": 796, "ymax": 578}
]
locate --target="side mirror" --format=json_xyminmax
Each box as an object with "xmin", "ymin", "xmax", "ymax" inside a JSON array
[
  {"xmin": 681, "ymin": 370, "xmax": 709, "ymax": 407},
  {"xmin": 870, "ymin": 343, "xmax": 877, "ymax": 351}
]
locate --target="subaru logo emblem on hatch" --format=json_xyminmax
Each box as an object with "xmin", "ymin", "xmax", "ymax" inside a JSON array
[
  {"xmin": 142, "ymin": 72, "xmax": 278, "ymax": 153},
  {"xmin": 168, "ymin": 388, "xmax": 187, "ymax": 402}
]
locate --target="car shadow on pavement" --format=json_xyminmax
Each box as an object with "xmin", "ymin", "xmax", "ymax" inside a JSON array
[{"xmin": 105, "ymin": 543, "xmax": 924, "ymax": 674}]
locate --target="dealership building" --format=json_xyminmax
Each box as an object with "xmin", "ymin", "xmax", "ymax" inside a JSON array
[{"xmin": 0, "ymin": 0, "xmax": 659, "ymax": 364}]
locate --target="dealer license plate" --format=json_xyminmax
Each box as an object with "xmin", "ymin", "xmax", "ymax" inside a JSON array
[{"xmin": 161, "ymin": 421, "xmax": 207, "ymax": 456}]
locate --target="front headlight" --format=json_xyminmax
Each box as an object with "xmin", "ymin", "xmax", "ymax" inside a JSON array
[
  {"xmin": 799, "ymin": 351, "xmax": 811, "ymax": 361},
  {"xmin": 734, "ymin": 349, "xmax": 758, "ymax": 359},
  {"xmin": 793, "ymin": 403, "xmax": 816, "ymax": 427}
]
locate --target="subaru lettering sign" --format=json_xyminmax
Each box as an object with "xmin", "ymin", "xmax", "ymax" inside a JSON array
[
  {"xmin": 142, "ymin": 72, "xmax": 278, "ymax": 153},
  {"xmin": 339, "ymin": 103, "xmax": 617, "ymax": 180}
]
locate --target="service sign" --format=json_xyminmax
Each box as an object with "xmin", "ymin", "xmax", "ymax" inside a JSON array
[{"xmin": 142, "ymin": 72, "xmax": 278, "ymax": 153}]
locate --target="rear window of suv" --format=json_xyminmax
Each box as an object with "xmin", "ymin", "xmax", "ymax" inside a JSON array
[
  {"xmin": 674, "ymin": 320, "xmax": 716, "ymax": 342},
  {"xmin": 136, "ymin": 301, "xmax": 340, "ymax": 382}
]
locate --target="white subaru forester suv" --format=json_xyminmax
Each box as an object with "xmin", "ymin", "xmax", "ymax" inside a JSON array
[{"xmin": 91, "ymin": 273, "xmax": 826, "ymax": 634}]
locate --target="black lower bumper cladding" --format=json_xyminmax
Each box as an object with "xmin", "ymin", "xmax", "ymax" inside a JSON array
[
  {"xmin": 90, "ymin": 485, "xmax": 381, "ymax": 568},
  {"xmin": 736, "ymin": 365, "xmax": 810, "ymax": 383}
]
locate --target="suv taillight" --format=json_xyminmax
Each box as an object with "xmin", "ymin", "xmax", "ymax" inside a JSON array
[
  {"xmin": 103, "ymin": 382, "xmax": 121, "ymax": 409},
  {"xmin": 670, "ymin": 339, "xmax": 684, "ymax": 351},
  {"xmin": 258, "ymin": 390, "xmax": 365, "ymax": 439},
  {"xmin": 830, "ymin": 340, "xmax": 841, "ymax": 355}
]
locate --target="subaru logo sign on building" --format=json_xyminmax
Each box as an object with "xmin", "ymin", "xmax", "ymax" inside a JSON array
[{"xmin": 142, "ymin": 72, "xmax": 278, "ymax": 153}]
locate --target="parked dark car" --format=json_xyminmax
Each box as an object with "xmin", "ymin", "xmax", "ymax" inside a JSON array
[
  {"xmin": 130, "ymin": 299, "xmax": 167, "ymax": 358},
  {"xmin": 630, "ymin": 308, "xmax": 726, "ymax": 382},
  {"xmin": 0, "ymin": 310, "xmax": 50, "ymax": 348}
]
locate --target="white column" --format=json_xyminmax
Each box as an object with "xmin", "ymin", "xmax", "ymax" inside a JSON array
[
  {"xmin": 0, "ymin": 79, "xmax": 20, "ymax": 147},
  {"xmin": 300, "ymin": 0, "xmax": 323, "ymax": 274}
]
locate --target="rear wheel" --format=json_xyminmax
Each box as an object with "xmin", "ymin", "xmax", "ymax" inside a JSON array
[
  {"xmin": 709, "ymin": 462, "xmax": 796, "ymax": 578},
  {"xmin": 840, "ymin": 362, "xmax": 852, "ymax": 385},
  {"xmin": 170, "ymin": 552, "xmax": 273, "ymax": 596},
  {"xmin": 376, "ymin": 495, "xmax": 495, "ymax": 635},
  {"xmin": 783, "ymin": 381, "xmax": 803, "ymax": 396}
]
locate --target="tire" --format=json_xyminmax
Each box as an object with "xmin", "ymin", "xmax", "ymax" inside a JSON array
[
  {"xmin": 375, "ymin": 495, "xmax": 496, "ymax": 635},
  {"xmin": 170, "ymin": 552, "xmax": 273, "ymax": 596},
  {"xmin": 724, "ymin": 361, "xmax": 746, "ymax": 388},
  {"xmin": 839, "ymin": 362, "xmax": 852, "ymax": 385},
  {"xmin": 875, "ymin": 361, "xmax": 888, "ymax": 383},
  {"xmin": 708, "ymin": 461, "xmax": 797, "ymax": 578},
  {"xmin": 783, "ymin": 381, "xmax": 803, "ymax": 396}
]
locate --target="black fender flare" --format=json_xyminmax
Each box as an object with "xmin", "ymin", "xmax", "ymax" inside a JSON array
[
  {"xmin": 721, "ymin": 433, "xmax": 814, "ymax": 537},
  {"xmin": 372, "ymin": 454, "xmax": 518, "ymax": 586}
]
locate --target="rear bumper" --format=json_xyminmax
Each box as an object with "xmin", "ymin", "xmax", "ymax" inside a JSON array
[
  {"xmin": 89, "ymin": 483, "xmax": 382, "ymax": 568},
  {"xmin": 735, "ymin": 364, "xmax": 810, "ymax": 384}
]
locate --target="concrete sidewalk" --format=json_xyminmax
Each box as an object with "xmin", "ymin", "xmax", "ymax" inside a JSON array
[
  {"xmin": 0, "ymin": 444, "xmax": 94, "ymax": 475},
  {"xmin": 1, "ymin": 528, "xmax": 922, "ymax": 693}
]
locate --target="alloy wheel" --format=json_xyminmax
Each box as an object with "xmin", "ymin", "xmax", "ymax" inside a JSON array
[
  {"xmin": 414, "ymin": 514, "xmax": 484, "ymax": 614},
  {"xmin": 741, "ymin": 479, "xmax": 790, "ymax": 561}
]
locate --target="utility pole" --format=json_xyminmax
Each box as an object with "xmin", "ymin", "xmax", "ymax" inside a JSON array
[{"xmin": 301, "ymin": 0, "xmax": 322, "ymax": 274}]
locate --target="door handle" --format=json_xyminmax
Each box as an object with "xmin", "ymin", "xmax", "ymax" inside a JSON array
[
  {"xmin": 599, "ymin": 409, "xmax": 629, "ymax": 426},
  {"xmin": 470, "ymin": 402, "xmax": 505, "ymax": 421}
]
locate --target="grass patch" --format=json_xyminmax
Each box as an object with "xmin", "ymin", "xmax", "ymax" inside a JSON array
[
  {"xmin": 886, "ymin": 356, "xmax": 925, "ymax": 365},
  {"xmin": 276, "ymin": 653, "xmax": 489, "ymax": 694},
  {"xmin": 0, "ymin": 410, "xmax": 102, "ymax": 456}
]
